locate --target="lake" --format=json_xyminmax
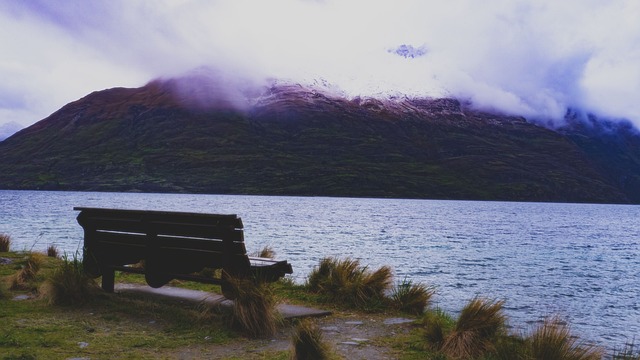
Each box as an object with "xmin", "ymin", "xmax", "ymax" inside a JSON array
[{"xmin": 1, "ymin": 190, "xmax": 639, "ymax": 350}]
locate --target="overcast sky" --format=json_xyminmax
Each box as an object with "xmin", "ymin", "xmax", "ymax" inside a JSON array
[{"xmin": 1, "ymin": 0, "xmax": 639, "ymax": 133}]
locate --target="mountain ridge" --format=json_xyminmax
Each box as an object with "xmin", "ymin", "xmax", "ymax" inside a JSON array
[{"xmin": 1, "ymin": 77, "xmax": 639, "ymax": 204}]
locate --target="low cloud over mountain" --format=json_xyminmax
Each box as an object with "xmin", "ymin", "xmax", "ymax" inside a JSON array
[{"xmin": 1, "ymin": 1, "xmax": 639, "ymax": 132}]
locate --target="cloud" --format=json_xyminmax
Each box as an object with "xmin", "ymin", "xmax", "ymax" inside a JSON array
[{"xmin": 1, "ymin": 0, "xmax": 639, "ymax": 131}]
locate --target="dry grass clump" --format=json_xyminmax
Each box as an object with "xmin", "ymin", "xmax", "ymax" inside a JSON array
[
  {"xmin": 223, "ymin": 275, "xmax": 281, "ymax": 338},
  {"xmin": 440, "ymin": 297, "xmax": 507, "ymax": 359},
  {"xmin": 421, "ymin": 309, "xmax": 455, "ymax": 350},
  {"xmin": 10, "ymin": 252, "xmax": 45, "ymax": 290},
  {"xmin": 290, "ymin": 319, "xmax": 332, "ymax": 360},
  {"xmin": 46, "ymin": 245, "xmax": 59, "ymax": 258},
  {"xmin": 419, "ymin": 304, "xmax": 608, "ymax": 359},
  {"xmin": 307, "ymin": 257, "xmax": 392, "ymax": 310},
  {"xmin": 529, "ymin": 317, "xmax": 603, "ymax": 360},
  {"xmin": 612, "ymin": 340, "xmax": 640, "ymax": 360},
  {"xmin": 39, "ymin": 253, "xmax": 99, "ymax": 306},
  {"xmin": 254, "ymin": 245, "xmax": 275, "ymax": 259},
  {"xmin": 390, "ymin": 278, "xmax": 435, "ymax": 315},
  {"xmin": 0, "ymin": 233, "xmax": 11, "ymax": 252}
]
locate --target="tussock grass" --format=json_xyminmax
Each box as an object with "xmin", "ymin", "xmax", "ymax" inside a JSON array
[
  {"xmin": 46, "ymin": 245, "xmax": 59, "ymax": 258},
  {"xmin": 39, "ymin": 252, "xmax": 99, "ymax": 306},
  {"xmin": 223, "ymin": 275, "xmax": 281, "ymax": 338},
  {"xmin": 440, "ymin": 297, "xmax": 506, "ymax": 359},
  {"xmin": 255, "ymin": 245, "xmax": 275, "ymax": 259},
  {"xmin": 307, "ymin": 257, "xmax": 392, "ymax": 310},
  {"xmin": 0, "ymin": 233, "xmax": 11, "ymax": 252},
  {"xmin": 529, "ymin": 317, "xmax": 603, "ymax": 360},
  {"xmin": 10, "ymin": 252, "xmax": 45, "ymax": 290},
  {"xmin": 130, "ymin": 260, "xmax": 146, "ymax": 269},
  {"xmin": 390, "ymin": 278, "xmax": 434, "ymax": 315},
  {"xmin": 613, "ymin": 340, "xmax": 640, "ymax": 360},
  {"xmin": 421, "ymin": 309, "xmax": 455, "ymax": 350},
  {"xmin": 491, "ymin": 335, "xmax": 531, "ymax": 360},
  {"xmin": 290, "ymin": 319, "xmax": 332, "ymax": 360}
]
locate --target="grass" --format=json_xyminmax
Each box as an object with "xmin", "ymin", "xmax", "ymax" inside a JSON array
[
  {"xmin": 0, "ymin": 251, "xmax": 240, "ymax": 359},
  {"xmin": 0, "ymin": 251, "xmax": 630, "ymax": 359},
  {"xmin": 46, "ymin": 245, "xmax": 59, "ymax": 258},
  {"xmin": 290, "ymin": 319, "xmax": 333, "ymax": 360},
  {"xmin": 0, "ymin": 277, "xmax": 7, "ymax": 300},
  {"xmin": 10, "ymin": 252, "xmax": 45, "ymax": 290},
  {"xmin": 254, "ymin": 245, "xmax": 275, "ymax": 259},
  {"xmin": 421, "ymin": 308, "xmax": 456, "ymax": 351},
  {"xmin": 412, "ymin": 303, "xmax": 613, "ymax": 360},
  {"xmin": 612, "ymin": 340, "xmax": 640, "ymax": 359},
  {"xmin": 529, "ymin": 317, "xmax": 603, "ymax": 360},
  {"xmin": 39, "ymin": 252, "xmax": 100, "ymax": 306},
  {"xmin": 306, "ymin": 257, "xmax": 392, "ymax": 311},
  {"xmin": 390, "ymin": 278, "xmax": 435, "ymax": 315},
  {"xmin": 0, "ymin": 233, "xmax": 10, "ymax": 252},
  {"xmin": 440, "ymin": 297, "xmax": 506, "ymax": 359},
  {"xmin": 221, "ymin": 275, "xmax": 281, "ymax": 338}
]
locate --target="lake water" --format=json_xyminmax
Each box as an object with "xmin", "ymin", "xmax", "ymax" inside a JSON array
[{"xmin": 1, "ymin": 190, "xmax": 639, "ymax": 350}]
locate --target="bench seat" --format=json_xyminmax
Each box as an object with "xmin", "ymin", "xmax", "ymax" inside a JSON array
[{"xmin": 74, "ymin": 207, "xmax": 293, "ymax": 298}]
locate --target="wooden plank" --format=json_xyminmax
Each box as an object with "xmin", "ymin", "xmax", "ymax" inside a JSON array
[
  {"xmin": 75, "ymin": 207, "xmax": 242, "ymax": 228},
  {"xmin": 87, "ymin": 242, "xmax": 145, "ymax": 266},
  {"xmin": 78, "ymin": 216, "xmax": 148, "ymax": 233},
  {"xmin": 155, "ymin": 236, "xmax": 246, "ymax": 253},
  {"xmin": 150, "ymin": 222, "xmax": 243, "ymax": 241},
  {"xmin": 88, "ymin": 232, "xmax": 246, "ymax": 254},
  {"xmin": 92, "ymin": 231, "xmax": 147, "ymax": 246}
]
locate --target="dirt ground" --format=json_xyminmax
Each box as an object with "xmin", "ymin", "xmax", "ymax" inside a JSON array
[
  {"xmin": 114, "ymin": 284, "xmax": 417, "ymax": 359},
  {"xmin": 171, "ymin": 312, "xmax": 416, "ymax": 359}
]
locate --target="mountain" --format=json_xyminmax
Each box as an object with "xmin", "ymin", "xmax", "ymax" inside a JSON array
[
  {"xmin": 1, "ymin": 76, "xmax": 639, "ymax": 204},
  {"xmin": 0, "ymin": 121, "xmax": 24, "ymax": 141}
]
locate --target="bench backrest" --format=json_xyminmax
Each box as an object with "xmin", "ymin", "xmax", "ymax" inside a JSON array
[{"xmin": 75, "ymin": 207, "xmax": 251, "ymax": 280}]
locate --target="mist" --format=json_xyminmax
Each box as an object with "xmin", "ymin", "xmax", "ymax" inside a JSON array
[{"xmin": 1, "ymin": 0, "xmax": 639, "ymax": 131}]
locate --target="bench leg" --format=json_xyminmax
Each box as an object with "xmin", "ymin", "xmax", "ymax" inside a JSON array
[{"xmin": 101, "ymin": 269, "xmax": 115, "ymax": 293}]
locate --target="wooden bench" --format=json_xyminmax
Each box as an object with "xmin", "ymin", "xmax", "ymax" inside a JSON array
[{"xmin": 74, "ymin": 207, "xmax": 293, "ymax": 299}]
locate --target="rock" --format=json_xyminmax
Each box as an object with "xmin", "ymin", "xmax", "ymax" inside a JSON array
[
  {"xmin": 344, "ymin": 321, "xmax": 363, "ymax": 325},
  {"xmin": 383, "ymin": 317, "xmax": 414, "ymax": 325},
  {"xmin": 339, "ymin": 341, "xmax": 361, "ymax": 346},
  {"xmin": 13, "ymin": 295, "xmax": 30, "ymax": 301},
  {"xmin": 321, "ymin": 326, "xmax": 339, "ymax": 332},
  {"xmin": 0, "ymin": 257, "xmax": 12, "ymax": 265},
  {"xmin": 351, "ymin": 338, "xmax": 369, "ymax": 342},
  {"xmin": 77, "ymin": 342, "xmax": 89, "ymax": 349}
]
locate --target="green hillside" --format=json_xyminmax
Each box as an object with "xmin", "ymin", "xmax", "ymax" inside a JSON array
[{"xmin": 1, "ymin": 79, "xmax": 639, "ymax": 203}]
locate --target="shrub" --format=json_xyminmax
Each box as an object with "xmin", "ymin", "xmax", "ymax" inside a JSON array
[
  {"xmin": 10, "ymin": 252, "xmax": 45, "ymax": 290},
  {"xmin": 39, "ymin": 253, "xmax": 99, "ymax": 306},
  {"xmin": 440, "ymin": 297, "xmax": 506, "ymax": 359},
  {"xmin": 306, "ymin": 257, "xmax": 392, "ymax": 310},
  {"xmin": 390, "ymin": 278, "xmax": 434, "ymax": 315},
  {"xmin": 529, "ymin": 317, "xmax": 603, "ymax": 360},
  {"xmin": 224, "ymin": 276, "xmax": 280, "ymax": 338},
  {"xmin": 46, "ymin": 245, "xmax": 59, "ymax": 258},
  {"xmin": 290, "ymin": 319, "xmax": 332, "ymax": 360},
  {"xmin": 0, "ymin": 233, "xmax": 10, "ymax": 252}
]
